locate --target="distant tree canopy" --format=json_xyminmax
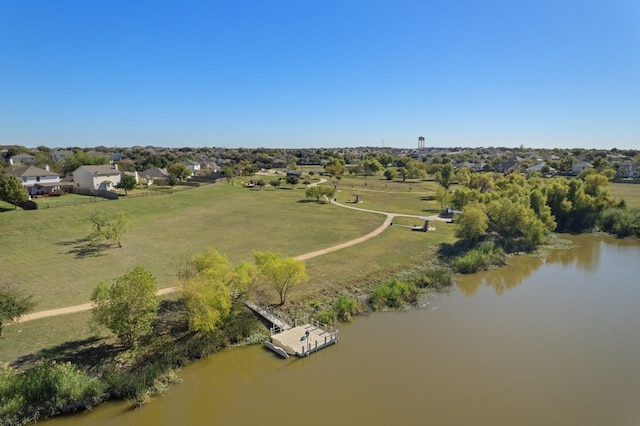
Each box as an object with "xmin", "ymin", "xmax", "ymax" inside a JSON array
[
  {"xmin": 452, "ymin": 171, "xmax": 617, "ymax": 250},
  {"xmin": 61, "ymin": 150, "xmax": 109, "ymax": 176}
]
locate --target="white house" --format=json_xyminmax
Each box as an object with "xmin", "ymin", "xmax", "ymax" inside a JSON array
[
  {"xmin": 572, "ymin": 161, "xmax": 593, "ymax": 175},
  {"xmin": 51, "ymin": 150, "xmax": 74, "ymax": 161},
  {"xmin": 9, "ymin": 153, "xmax": 36, "ymax": 165},
  {"xmin": 7, "ymin": 165, "xmax": 62, "ymax": 196},
  {"xmin": 184, "ymin": 160, "xmax": 201, "ymax": 176},
  {"xmin": 617, "ymin": 162, "xmax": 640, "ymax": 178},
  {"xmin": 72, "ymin": 165, "xmax": 121, "ymax": 191}
]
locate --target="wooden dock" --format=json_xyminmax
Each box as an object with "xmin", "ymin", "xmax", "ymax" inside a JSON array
[{"xmin": 244, "ymin": 301, "xmax": 339, "ymax": 358}]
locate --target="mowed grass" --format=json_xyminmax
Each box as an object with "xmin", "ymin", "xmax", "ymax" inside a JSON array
[{"xmin": 0, "ymin": 183, "xmax": 383, "ymax": 311}]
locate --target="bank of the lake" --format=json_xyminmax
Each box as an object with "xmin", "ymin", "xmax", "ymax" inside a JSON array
[{"xmin": 42, "ymin": 234, "xmax": 640, "ymax": 426}]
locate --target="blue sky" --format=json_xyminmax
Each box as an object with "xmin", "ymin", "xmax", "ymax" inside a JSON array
[{"xmin": 1, "ymin": 0, "xmax": 638, "ymax": 150}]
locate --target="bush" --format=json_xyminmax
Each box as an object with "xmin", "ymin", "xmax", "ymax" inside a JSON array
[
  {"xmin": 452, "ymin": 242, "xmax": 506, "ymax": 274},
  {"xmin": 370, "ymin": 281, "xmax": 417, "ymax": 310},
  {"xmin": 415, "ymin": 268, "xmax": 454, "ymax": 289},
  {"xmin": 599, "ymin": 207, "xmax": 640, "ymax": 238},
  {"xmin": 0, "ymin": 363, "xmax": 106, "ymax": 425},
  {"xmin": 332, "ymin": 296, "xmax": 362, "ymax": 322}
]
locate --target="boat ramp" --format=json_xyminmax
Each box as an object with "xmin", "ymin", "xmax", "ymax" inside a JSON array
[{"xmin": 244, "ymin": 301, "xmax": 338, "ymax": 358}]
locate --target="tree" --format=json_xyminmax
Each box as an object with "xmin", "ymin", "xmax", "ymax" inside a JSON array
[
  {"xmin": 116, "ymin": 174, "xmax": 137, "ymax": 195},
  {"xmin": 286, "ymin": 175, "xmax": 299, "ymax": 188},
  {"xmin": 383, "ymin": 168, "xmax": 397, "ymax": 180},
  {"xmin": 179, "ymin": 249, "xmax": 256, "ymax": 333},
  {"xmin": 435, "ymin": 186, "xmax": 451, "ymax": 210},
  {"xmin": 305, "ymin": 186, "xmax": 335, "ymax": 202},
  {"xmin": 456, "ymin": 203, "xmax": 488, "ymax": 244},
  {"xmin": 167, "ymin": 162, "xmax": 191, "ymax": 181},
  {"xmin": 91, "ymin": 266, "xmax": 158, "ymax": 347},
  {"xmin": 455, "ymin": 167, "xmax": 472, "ymax": 187},
  {"xmin": 361, "ymin": 158, "xmax": 383, "ymax": 177},
  {"xmin": 0, "ymin": 175, "xmax": 29, "ymax": 208},
  {"xmin": 324, "ymin": 157, "xmax": 346, "ymax": 176},
  {"xmin": 436, "ymin": 163, "xmax": 454, "ymax": 189},
  {"xmin": 89, "ymin": 211, "xmax": 129, "ymax": 247},
  {"xmin": 254, "ymin": 251, "xmax": 308, "ymax": 305},
  {"xmin": 167, "ymin": 174, "xmax": 178, "ymax": 187},
  {"xmin": 0, "ymin": 285, "xmax": 35, "ymax": 336}
]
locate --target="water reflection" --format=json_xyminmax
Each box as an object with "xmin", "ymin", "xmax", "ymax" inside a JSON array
[
  {"xmin": 457, "ymin": 254, "xmax": 543, "ymax": 296},
  {"xmin": 457, "ymin": 234, "xmax": 622, "ymax": 297},
  {"xmin": 544, "ymin": 234, "xmax": 601, "ymax": 272}
]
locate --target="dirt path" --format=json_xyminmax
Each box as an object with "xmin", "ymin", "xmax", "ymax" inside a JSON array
[{"xmin": 18, "ymin": 199, "xmax": 425, "ymax": 323}]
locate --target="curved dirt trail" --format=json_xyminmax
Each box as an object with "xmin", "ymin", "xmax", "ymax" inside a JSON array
[{"xmin": 18, "ymin": 200, "xmax": 424, "ymax": 323}]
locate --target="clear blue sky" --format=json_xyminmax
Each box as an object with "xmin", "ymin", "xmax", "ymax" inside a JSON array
[{"xmin": 1, "ymin": 0, "xmax": 638, "ymax": 150}]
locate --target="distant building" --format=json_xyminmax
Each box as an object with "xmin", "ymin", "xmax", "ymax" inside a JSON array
[
  {"xmin": 572, "ymin": 161, "xmax": 593, "ymax": 175},
  {"xmin": 9, "ymin": 153, "xmax": 36, "ymax": 165},
  {"xmin": 6, "ymin": 165, "xmax": 63, "ymax": 196},
  {"xmin": 72, "ymin": 165, "xmax": 121, "ymax": 191}
]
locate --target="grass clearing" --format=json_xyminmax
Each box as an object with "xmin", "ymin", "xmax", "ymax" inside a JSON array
[{"xmin": 610, "ymin": 182, "xmax": 640, "ymax": 208}]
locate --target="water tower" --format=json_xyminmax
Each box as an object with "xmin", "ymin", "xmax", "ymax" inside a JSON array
[{"xmin": 418, "ymin": 136, "xmax": 425, "ymax": 149}]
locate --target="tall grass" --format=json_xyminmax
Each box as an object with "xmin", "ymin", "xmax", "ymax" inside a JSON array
[
  {"xmin": 369, "ymin": 280, "xmax": 418, "ymax": 310},
  {"xmin": 0, "ymin": 362, "xmax": 105, "ymax": 426},
  {"xmin": 452, "ymin": 242, "xmax": 506, "ymax": 274}
]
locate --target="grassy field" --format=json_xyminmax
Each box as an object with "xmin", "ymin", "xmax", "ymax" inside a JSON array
[
  {"xmin": 610, "ymin": 182, "xmax": 640, "ymax": 208},
  {"xmin": 0, "ymin": 178, "xmax": 453, "ymax": 363}
]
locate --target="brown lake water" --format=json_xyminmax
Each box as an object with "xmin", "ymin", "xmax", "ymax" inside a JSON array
[{"xmin": 47, "ymin": 234, "xmax": 640, "ymax": 425}]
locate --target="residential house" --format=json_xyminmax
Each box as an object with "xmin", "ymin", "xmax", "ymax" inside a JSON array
[
  {"xmin": 51, "ymin": 150, "xmax": 74, "ymax": 161},
  {"xmin": 139, "ymin": 167, "xmax": 168, "ymax": 185},
  {"xmin": 184, "ymin": 160, "xmax": 201, "ymax": 176},
  {"xmin": 572, "ymin": 161, "xmax": 593, "ymax": 175},
  {"xmin": 525, "ymin": 162, "xmax": 556, "ymax": 176},
  {"xmin": 9, "ymin": 153, "xmax": 36, "ymax": 165},
  {"xmin": 72, "ymin": 165, "xmax": 121, "ymax": 191},
  {"xmin": 7, "ymin": 165, "xmax": 63, "ymax": 196},
  {"xmin": 493, "ymin": 158, "xmax": 520, "ymax": 173},
  {"xmin": 617, "ymin": 162, "xmax": 640, "ymax": 179}
]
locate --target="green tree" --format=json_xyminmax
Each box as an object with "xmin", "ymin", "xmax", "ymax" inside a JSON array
[
  {"xmin": 167, "ymin": 162, "xmax": 191, "ymax": 181},
  {"xmin": 383, "ymin": 168, "xmax": 398, "ymax": 180},
  {"xmin": 305, "ymin": 186, "xmax": 335, "ymax": 202},
  {"xmin": 91, "ymin": 266, "xmax": 158, "ymax": 347},
  {"xmin": 286, "ymin": 174, "xmax": 299, "ymax": 187},
  {"xmin": 324, "ymin": 157, "xmax": 346, "ymax": 176},
  {"xmin": 0, "ymin": 175, "xmax": 29, "ymax": 208},
  {"xmin": 254, "ymin": 251, "xmax": 308, "ymax": 305},
  {"xmin": 436, "ymin": 163, "xmax": 454, "ymax": 189},
  {"xmin": 435, "ymin": 186, "xmax": 451, "ymax": 210},
  {"xmin": 456, "ymin": 203, "xmax": 488, "ymax": 244},
  {"xmin": 179, "ymin": 249, "xmax": 257, "ymax": 333},
  {"xmin": 455, "ymin": 167, "xmax": 472, "ymax": 187},
  {"xmin": 0, "ymin": 285, "xmax": 35, "ymax": 337},
  {"xmin": 116, "ymin": 174, "xmax": 137, "ymax": 195},
  {"xmin": 361, "ymin": 158, "xmax": 383, "ymax": 177},
  {"xmin": 89, "ymin": 211, "xmax": 129, "ymax": 247},
  {"xmin": 167, "ymin": 174, "xmax": 178, "ymax": 187}
]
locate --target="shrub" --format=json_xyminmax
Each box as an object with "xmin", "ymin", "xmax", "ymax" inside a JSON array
[
  {"xmin": 332, "ymin": 296, "xmax": 362, "ymax": 322},
  {"xmin": 598, "ymin": 207, "xmax": 640, "ymax": 238},
  {"xmin": 452, "ymin": 242, "xmax": 506, "ymax": 274},
  {"xmin": 0, "ymin": 363, "xmax": 106, "ymax": 425},
  {"xmin": 370, "ymin": 281, "xmax": 417, "ymax": 310},
  {"xmin": 415, "ymin": 268, "xmax": 454, "ymax": 289}
]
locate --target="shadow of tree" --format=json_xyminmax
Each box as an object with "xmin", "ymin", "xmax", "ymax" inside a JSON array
[
  {"xmin": 56, "ymin": 238, "xmax": 111, "ymax": 258},
  {"xmin": 11, "ymin": 336, "xmax": 124, "ymax": 370}
]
